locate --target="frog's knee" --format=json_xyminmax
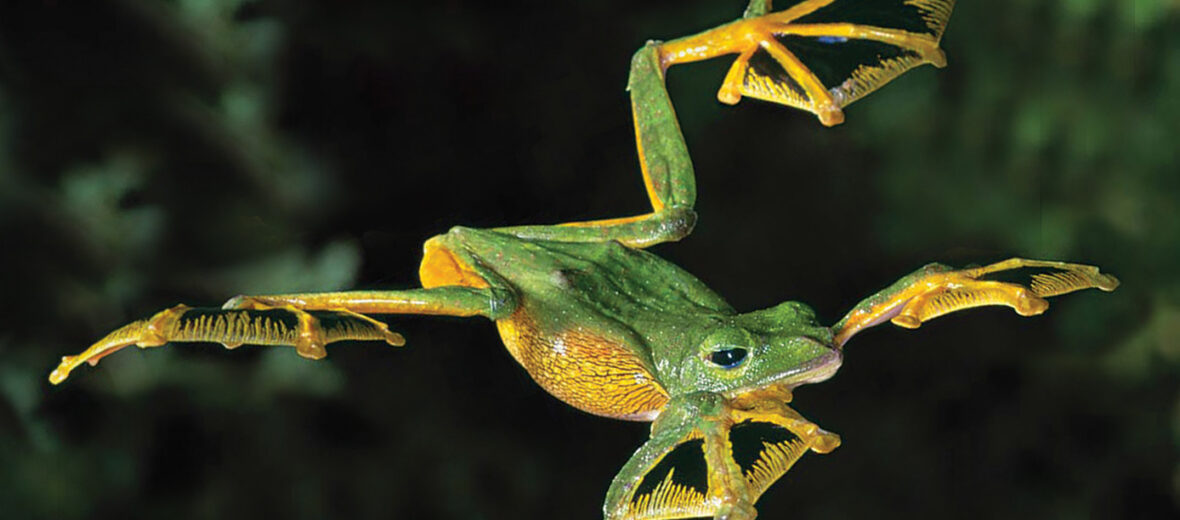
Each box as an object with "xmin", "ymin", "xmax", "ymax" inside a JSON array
[
  {"xmin": 630, "ymin": 41, "xmax": 662, "ymax": 69},
  {"xmin": 443, "ymin": 225, "xmax": 502, "ymax": 248},
  {"xmin": 486, "ymin": 286, "xmax": 517, "ymax": 320},
  {"xmin": 920, "ymin": 262, "xmax": 952, "ymax": 274},
  {"xmin": 446, "ymin": 225, "xmax": 475, "ymax": 237},
  {"xmin": 654, "ymin": 207, "xmax": 697, "ymax": 243}
]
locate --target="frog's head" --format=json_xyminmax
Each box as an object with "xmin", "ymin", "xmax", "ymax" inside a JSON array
[{"xmin": 676, "ymin": 301, "xmax": 841, "ymax": 396}]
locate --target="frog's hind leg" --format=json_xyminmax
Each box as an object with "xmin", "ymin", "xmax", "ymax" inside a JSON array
[
  {"xmin": 49, "ymin": 236, "xmax": 517, "ymax": 385},
  {"xmin": 47, "ymin": 286, "xmax": 507, "ymax": 385},
  {"xmin": 832, "ymin": 257, "xmax": 1119, "ymax": 348},
  {"xmin": 492, "ymin": 39, "xmax": 699, "ymax": 249},
  {"xmin": 497, "ymin": 0, "xmax": 954, "ymax": 249}
]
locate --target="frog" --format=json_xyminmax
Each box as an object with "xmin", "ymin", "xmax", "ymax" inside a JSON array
[{"xmin": 48, "ymin": 1, "xmax": 1120, "ymax": 519}]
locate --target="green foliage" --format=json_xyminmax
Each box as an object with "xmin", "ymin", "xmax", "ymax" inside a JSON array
[{"xmin": 849, "ymin": 0, "xmax": 1180, "ymax": 513}]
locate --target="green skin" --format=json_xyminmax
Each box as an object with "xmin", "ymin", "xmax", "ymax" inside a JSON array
[
  {"xmin": 428, "ymin": 223, "xmax": 842, "ymax": 393},
  {"xmin": 52, "ymin": 1, "xmax": 1118, "ymax": 519}
]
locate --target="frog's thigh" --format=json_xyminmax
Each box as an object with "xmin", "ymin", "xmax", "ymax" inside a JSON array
[
  {"xmin": 224, "ymin": 229, "xmax": 517, "ymax": 319},
  {"xmin": 492, "ymin": 207, "xmax": 697, "ymax": 249}
]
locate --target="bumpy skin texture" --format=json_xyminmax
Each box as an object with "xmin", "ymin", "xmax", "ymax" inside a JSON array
[{"xmin": 50, "ymin": 2, "xmax": 1120, "ymax": 519}]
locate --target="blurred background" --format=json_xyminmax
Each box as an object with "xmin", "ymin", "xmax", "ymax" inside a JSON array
[{"xmin": 0, "ymin": 0, "xmax": 1177, "ymax": 518}]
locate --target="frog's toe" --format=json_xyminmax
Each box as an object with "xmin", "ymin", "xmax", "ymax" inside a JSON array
[
  {"xmin": 1013, "ymin": 290, "xmax": 1050, "ymax": 316},
  {"xmin": 811, "ymin": 429, "xmax": 841, "ymax": 454}
]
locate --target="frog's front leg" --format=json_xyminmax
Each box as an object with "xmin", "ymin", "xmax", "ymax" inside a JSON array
[
  {"xmin": 604, "ymin": 392, "xmax": 837, "ymax": 520},
  {"xmin": 605, "ymin": 393, "xmax": 753, "ymax": 520},
  {"xmin": 832, "ymin": 257, "xmax": 1119, "ymax": 347},
  {"xmin": 728, "ymin": 387, "xmax": 841, "ymax": 455}
]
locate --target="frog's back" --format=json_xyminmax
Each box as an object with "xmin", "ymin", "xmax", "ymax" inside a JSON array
[{"xmin": 423, "ymin": 227, "xmax": 734, "ymax": 420}]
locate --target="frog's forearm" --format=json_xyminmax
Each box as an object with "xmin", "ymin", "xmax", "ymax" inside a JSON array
[
  {"xmin": 603, "ymin": 391, "xmax": 839, "ymax": 520},
  {"xmin": 832, "ymin": 258, "xmax": 1119, "ymax": 348}
]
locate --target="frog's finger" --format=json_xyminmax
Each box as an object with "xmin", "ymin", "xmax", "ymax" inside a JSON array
[
  {"xmin": 833, "ymin": 258, "xmax": 1118, "ymax": 348},
  {"xmin": 728, "ymin": 390, "xmax": 841, "ymax": 455},
  {"xmin": 888, "ymin": 280, "xmax": 1050, "ymax": 329},
  {"xmin": 48, "ymin": 305, "xmax": 403, "ymax": 385}
]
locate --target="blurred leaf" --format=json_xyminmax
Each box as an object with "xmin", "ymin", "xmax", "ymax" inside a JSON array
[{"xmin": 208, "ymin": 239, "xmax": 362, "ymax": 295}]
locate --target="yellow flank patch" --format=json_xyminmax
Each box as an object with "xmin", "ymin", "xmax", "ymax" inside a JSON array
[
  {"xmin": 418, "ymin": 237, "xmax": 490, "ymax": 289},
  {"xmin": 496, "ymin": 311, "xmax": 668, "ymax": 420}
]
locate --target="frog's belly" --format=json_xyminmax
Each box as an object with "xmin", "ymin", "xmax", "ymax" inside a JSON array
[{"xmin": 495, "ymin": 311, "xmax": 668, "ymax": 421}]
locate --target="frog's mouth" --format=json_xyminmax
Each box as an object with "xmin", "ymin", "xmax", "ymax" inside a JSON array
[
  {"xmin": 783, "ymin": 346, "xmax": 843, "ymax": 387},
  {"xmin": 778, "ymin": 335, "xmax": 843, "ymax": 387}
]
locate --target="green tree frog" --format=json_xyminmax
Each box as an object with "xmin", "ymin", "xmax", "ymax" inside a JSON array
[{"xmin": 49, "ymin": 1, "xmax": 1118, "ymax": 518}]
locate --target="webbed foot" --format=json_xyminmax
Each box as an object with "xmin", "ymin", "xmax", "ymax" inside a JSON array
[
  {"xmin": 887, "ymin": 258, "xmax": 1118, "ymax": 329},
  {"xmin": 224, "ymin": 296, "xmax": 404, "ymax": 359},
  {"xmin": 658, "ymin": 0, "xmax": 956, "ymax": 125},
  {"xmin": 49, "ymin": 304, "xmax": 403, "ymax": 385}
]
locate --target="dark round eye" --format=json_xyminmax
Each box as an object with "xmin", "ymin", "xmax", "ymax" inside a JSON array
[{"xmin": 708, "ymin": 348, "xmax": 748, "ymax": 369}]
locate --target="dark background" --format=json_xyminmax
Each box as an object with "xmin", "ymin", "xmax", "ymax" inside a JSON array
[{"xmin": 1, "ymin": 1, "xmax": 1177, "ymax": 518}]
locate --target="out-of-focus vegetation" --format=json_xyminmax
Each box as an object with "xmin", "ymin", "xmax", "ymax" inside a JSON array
[{"xmin": 0, "ymin": 1, "xmax": 1175, "ymax": 518}]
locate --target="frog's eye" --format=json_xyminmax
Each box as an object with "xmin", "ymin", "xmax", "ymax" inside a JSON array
[{"xmin": 708, "ymin": 348, "xmax": 748, "ymax": 369}]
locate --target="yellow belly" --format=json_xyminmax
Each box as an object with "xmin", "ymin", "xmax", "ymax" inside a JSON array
[{"xmin": 496, "ymin": 311, "xmax": 668, "ymax": 421}]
